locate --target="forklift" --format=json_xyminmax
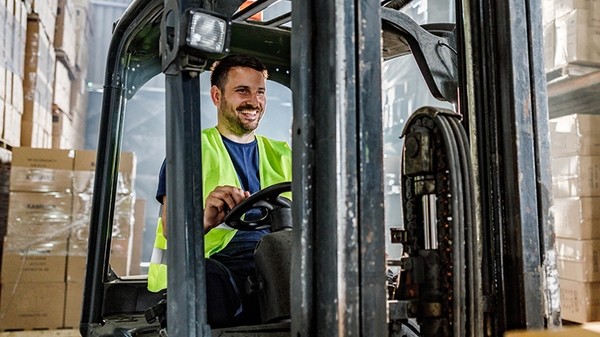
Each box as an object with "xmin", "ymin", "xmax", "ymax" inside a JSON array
[{"xmin": 80, "ymin": 0, "xmax": 560, "ymax": 336}]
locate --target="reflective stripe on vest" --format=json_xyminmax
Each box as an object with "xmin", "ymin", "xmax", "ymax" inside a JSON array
[
  {"xmin": 148, "ymin": 217, "xmax": 168, "ymax": 292},
  {"xmin": 147, "ymin": 127, "xmax": 292, "ymax": 292}
]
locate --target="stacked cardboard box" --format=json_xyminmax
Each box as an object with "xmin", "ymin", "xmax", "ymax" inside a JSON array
[
  {"xmin": 16, "ymin": 0, "xmax": 90, "ymax": 150},
  {"xmin": 52, "ymin": 0, "xmax": 91, "ymax": 150},
  {"xmin": 2, "ymin": 0, "xmax": 28, "ymax": 147},
  {"xmin": 0, "ymin": 148, "xmax": 11, "ymax": 272},
  {"xmin": 55, "ymin": 0, "xmax": 77, "ymax": 71},
  {"xmin": 21, "ymin": 0, "xmax": 60, "ymax": 148},
  {"xmin": 1, "ymin": 0, "xmax": 90, "ymax": 150},
  {"xmin": 73, "ymin": 0, "xmax": 92, "ymax": 74},
  {"xmin": 65, "ymin": 149, "xmax": 136, "ymax": 328},
  {"xmin": 550, "ymin": 113, "xmax": 600, "ymax": 323},
  {"xmin": 0, "ymin": 148, "xmax": 137, "ymax": 330},
  {"xmin": 0, "ymin": 147, "xmax": 73, "ymax": 330},
  {"xmin": 542, "ymin": 0, "xmax": 600, "ymax": 72}
]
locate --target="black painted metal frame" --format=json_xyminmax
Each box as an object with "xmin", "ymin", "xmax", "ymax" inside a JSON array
[
  {"xmin": 456, "ymin": 0, "xmax": 560, "ymax": 333},
  {"xmin": 80, "ymin": 1, "xmax": 165, "ymax": 335},
  {"xmin": 81, "ymin": 0, "xmax": 561, "ymax": 335},
  {"xmin": 291, "ymin": 1, "xmax": 386, "ymax": 336}
]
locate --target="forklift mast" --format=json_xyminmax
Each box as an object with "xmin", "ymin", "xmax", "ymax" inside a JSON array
[{"xmin": 80, "ymin": 0, "xmax": 559, "ymax": 336}]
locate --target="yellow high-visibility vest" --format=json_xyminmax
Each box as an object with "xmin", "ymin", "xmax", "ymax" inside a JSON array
[{"xmin": 148, "ymin": 127, "xmax": 292, "ymax": 292}]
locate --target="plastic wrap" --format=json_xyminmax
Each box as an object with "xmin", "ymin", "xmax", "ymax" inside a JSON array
[
  {"xmin": 552, "ymin": 155, "xmax": 600, "ymax": 197},
  {"xmin": 550, "ymin": 114, "xmax": 600, "ymax": 157},
  {"xmin": 71, "ymin": 192, "xmax": 135, "ymax": 241},
  {"xmin": 554, "ymin": 197, "xmax": 600, "ymax": 239},
  {"xmin": 1, "ymin": 149, "xmax": 137, "ymax": 330},
  {"xmin": 557, "ymin": 237, "xmax": 600, "ymax": 282}
]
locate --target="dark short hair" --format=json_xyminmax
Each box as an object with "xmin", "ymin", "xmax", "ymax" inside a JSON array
[{"xmin": 210, "ymin": 54, "xmax": 269, "ymax": 91}]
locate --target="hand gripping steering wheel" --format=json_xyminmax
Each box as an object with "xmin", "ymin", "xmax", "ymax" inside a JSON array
[{"xmin": 223, "ymin": 182, "xmax": 292, "ymax": 231}]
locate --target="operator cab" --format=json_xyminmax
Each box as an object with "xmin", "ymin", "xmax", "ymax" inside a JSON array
[{"xmin": 80, "ymin": 0, "xmax": 459, "ymax": 336}]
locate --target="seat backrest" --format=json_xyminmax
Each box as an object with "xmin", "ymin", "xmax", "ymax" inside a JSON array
[{"xmin": 253, "ymin": 230, "xmax": 292, "ymax": 323}]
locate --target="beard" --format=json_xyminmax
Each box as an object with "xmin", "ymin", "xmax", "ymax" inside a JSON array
[{"xmin": 219, "ymin": 98, "xmax": 263, "ymax": 136}]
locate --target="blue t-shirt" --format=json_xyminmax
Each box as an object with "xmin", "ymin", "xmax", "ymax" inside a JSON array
[{"xmin": 156, "ymin": 136, "xmax": 260, "ymax": 202}]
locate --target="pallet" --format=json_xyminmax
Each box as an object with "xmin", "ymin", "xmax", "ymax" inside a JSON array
[
  {"xmin": 547, "ymin": 63, "xmax": 600, "ymax": 85},
  {"xmin": 0, "ymin": 138, "xmax": 13, "ymax": 153},
  {"xmin": 0, "ymin": 330, "xmax": 79, "ymax": 337}
]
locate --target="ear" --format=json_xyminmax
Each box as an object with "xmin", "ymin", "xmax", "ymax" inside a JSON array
[{"xmin": 210, "ymin": 85, "xmax": 221, "ymax": 106}]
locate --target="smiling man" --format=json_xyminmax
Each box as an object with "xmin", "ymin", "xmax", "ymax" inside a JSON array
[{"xmin": 148, "ymin": 54, "xmax": 293, "ymax": 328}]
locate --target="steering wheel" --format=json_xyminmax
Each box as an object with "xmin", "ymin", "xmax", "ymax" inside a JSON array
[{"xmin": 223, "ymin": 182, "xmax": 292, "ymax": 231}]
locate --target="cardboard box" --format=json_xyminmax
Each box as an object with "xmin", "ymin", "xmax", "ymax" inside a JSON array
[
  {"xmin": 0, "ymin": 61, "xmax": 5, "ymax": 102},
  {"xmin": 550, "ymin": 114, "xmax": 600, "ymax": 157},
  {"xmin": 4, "ymin": 69, "xmax": 11, "ymax": 108},
  {"xmin": 554, "ymin": 0, "xmax": 591, "ymax": 19},
  {"xmin": 544, "ymin": 21, "xmax": 556, "ymax": 71},
  {"xmin": 72, "ymin": 193, "xmax": 134, "ymax": 240},
  {"xmin": 557, "ymin": 238, "xmax": 600, "ymax": 282},
  {"xmin": 53, "ymin": 60, "xmax": 72, "ymax": 114},
  {"xmin": 73, "ymin": 3, "xmax": 92, "ymax": 72},
  {"xmin": 11, "ymin": 71, "xmax": 23, "ymax": 113},
  {"xmin": 67, "ymin": 237, "xmax": 130, "ymax": 281},
  {"xmin": 1, "ymin": 236, "xmax": 68, "ymax": 283},
  {"xmin": 130, "ymin": 198, "xmax": 146, "ymax": 275},
  {"xmin": 2, "ymin": 103, "xmax": 21, "ymax": 147},
  {"xmin": 0, "ymin": 98, "xmax": 4, "ymax": 137},
  {"xmin": 507, "ymin": 323, "xmax": 600, "ymax": 336},
  {"xmin": 560, "ymin": 278, "xmax": 600, "ymax": 323},
  {"xmin": 64, "ymin": 281, "xmax": 84, "ymax": 328},
  {"xmin": 0, "ymin": 281, "xmax": 66, "ymax": 331},
  {"xmin": 25, "ymin": 17, "xmax": 56, "ymax": 86},
  {"xmin": 3, "ymin": 1, "xmax": 14, "ymax": 84},
  {"xmin": 23, "ymin": 17, "xmax": 56, "ymax": 133},
  {"xmin": 12, "ymin": 2, "xmax": 26, "ymax": 80},
  {"xmin": 10, "ymin": 147, "xmax": 74, "ymax": 192},
  {"xmin": 552, "ymin": 156, "xmax": 600, "ymax": 197},
  {"xmin": 70, "ymin": 70, "xmax": 89, "ymax": 114},
  {"xmin": 21, "ymin": 120, "xmax": 48, "ymax": 148},
  {"xmin": 7, "ymin": 192, "xmax": 73, "ymax": 234},
  {"xmin": 55, "ymin": 0, "xmax": 77, "ymax": 69},
  {"xmin": 593, "ymin": 0, "xmax": 600, "ymax": 27},
  {"xmin": 73, "ymin": 150, "xmax": 136, "ymax": 194},
  {"xmin": 555, "ymin": 9, "xmax": 600, "ymax": 67},
  {"xmin": 543, "ymin": 0, "xmax": 555, "ymax": 25},
  {"xmin": 30, "ymin": 0, "xmax": 58, "ymax": 44},
  {"xmin": 554, "ymin": 197, "xmax": 600, "ymax": 239},
  {"xmin": 52, "ymin": 99, "xmax": 86, "ymax": 150},
  {"xmin": 11, "ymin": 147, "xmax": 75, "ymax": 177},
  {"xmin": 0, "ymin": 3, "xmax": 5, "ymax": 101},
  {"xmin": 65, "ymin": 254, "xmax": 86, "ymax": 283},
  {"xmin": 52, "ymin": 106, "xmax": 75, "ymax": 148}
]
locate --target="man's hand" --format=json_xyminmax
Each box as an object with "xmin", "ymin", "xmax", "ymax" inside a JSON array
[
  {"xmin": 204, "ymin": 186, "xmax": 250, "ymax": 233},
  {"xmin": 160, "ymin": 186, "xmax": 249, "ymax": 237}
]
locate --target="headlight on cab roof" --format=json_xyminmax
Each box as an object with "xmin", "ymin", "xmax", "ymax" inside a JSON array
[
  {"xmin": 181, "ymin": 8, "xmax": 231, "ymax": 59},
  {"xmin": 187, "ymin": 10, "xmax": 228, "ymax": 54}
]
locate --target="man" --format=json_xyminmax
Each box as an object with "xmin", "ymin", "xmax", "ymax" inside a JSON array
[{"xmin": 148, "ymin": 54, "xmax": 292, "ymax": 328}]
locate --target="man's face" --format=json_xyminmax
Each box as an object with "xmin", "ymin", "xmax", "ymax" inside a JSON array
[{"xmin": 213, "ymin": 66, "xmax": 267, "ymax": 136}]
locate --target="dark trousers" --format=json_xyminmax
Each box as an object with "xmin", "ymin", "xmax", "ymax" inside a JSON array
[{"xmin": 206, "ymin": 237, "xmax": 263, "ymax": 328}]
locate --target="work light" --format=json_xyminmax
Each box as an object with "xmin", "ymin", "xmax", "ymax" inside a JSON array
[{"xmin": 183, "ymin": 8, "xmax": 231, "ymax": 58}]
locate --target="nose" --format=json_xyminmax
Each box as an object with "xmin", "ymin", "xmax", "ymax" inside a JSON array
[{"xmin": 247, "ymin": 91, "xmax": 262, "ymax": 107}]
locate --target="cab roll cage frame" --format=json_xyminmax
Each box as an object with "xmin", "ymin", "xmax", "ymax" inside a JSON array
[{"xmin": 80, "ymin": 0, "xmax": 559, "ymax": 336}]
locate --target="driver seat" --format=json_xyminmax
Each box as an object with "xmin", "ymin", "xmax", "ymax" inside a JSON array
[
  {"xmin": 249, "ymin": 229, "xmax": 292, "ymax": 323},
  {"xmin": 245, "ymin": 194, "xmax": 293, "ymax": 324}
]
